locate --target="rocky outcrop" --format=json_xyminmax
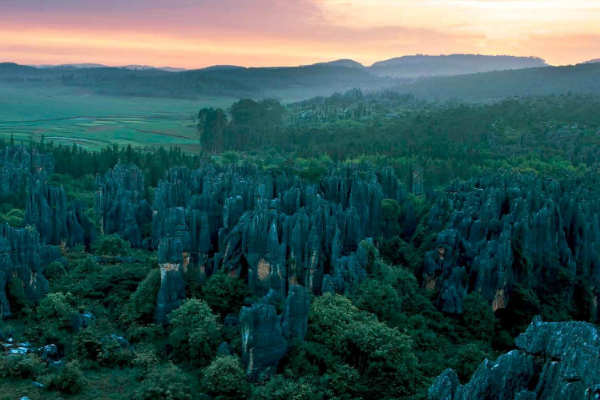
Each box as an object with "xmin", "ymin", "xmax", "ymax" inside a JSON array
[
  {"xmin": 281, "ymin": 284, "xmax": 310, "ymax": 341},
  {"xmin": 428, "ymin": 317, "xmax": 600, "ymax": 400},
  {"xmin": 154, "ymin": 237, "xmax": 186, "ymax": 324},
  {"xmin": 0, "ymin": 146, "xmax": 54, "ymax": 197},
  {"xmin": 240, "ymin": 301, "xmax": 289, "ymax": 381},
  {"xmin": 422, "ymin": 173, "xmax": 600, "ymax": 315},
  {"xmin": 95, "ymin": 162, "xmax": 150, "ymax": 248},
  {"xmin": 146, "ymin": 163, "xmax": 410, "ymax": 300},
  {"xmin": 0, "ymin": 224, "xmax": 64, "ymax": 318},
  {"xmin": 240, "ymin": 285, "xmax": 311, "ymax": 381},
  {"xmin": 25, "ymin": 180, "xmax": 96, "ymax": 248}
]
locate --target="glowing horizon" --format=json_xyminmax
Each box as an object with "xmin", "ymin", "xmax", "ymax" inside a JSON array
[{"xmin": 2, "ymin": 0, "xmax": 600, "ymax": 69}]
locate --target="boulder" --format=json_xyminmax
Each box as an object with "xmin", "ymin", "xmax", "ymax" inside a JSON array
[{"xmin": 428, "ymin": 317, "xmax": 600, "ymax": 400}]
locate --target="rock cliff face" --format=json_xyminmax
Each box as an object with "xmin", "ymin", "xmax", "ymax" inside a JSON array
[
  {"xmin": 154, "ymin": 237, "xmax": 187, "ymax": 324},
  {"xmin": 0, "ymin": 224, "xmax": 64, "ymax": 318},
  {"xmin": 428, "ymin": 317, "xmax": 600, "ymax": 400},
  {"xmin": 240, "ymin": 285, "xmax": 310, "ymax": 381},
  {"xmin": 422, "ymin": 173, "xmax": 600, "ymax": 316},
  {"xmin": 95, "ymin": 162, "xmax": 151, "ymax": 248},
  {"xmin": 25, "ymin": 179, "xmax": 96, "ymax": 248}
]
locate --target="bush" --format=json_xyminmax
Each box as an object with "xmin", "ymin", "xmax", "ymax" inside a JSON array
[
  {"xmin": 44, "ymin": 360, "xmax": 87, "ymax": 394},
  {"xmin": 0, "ymin": 208, "xmax": 24, "ymax": 227},
  {"xmin": 44, "ymin": 261, "xmax": 68, "ymax": 282},
  {"xmin": 201, "ymin": 356, "xmax": 250, "ymax": 400},
  {"xmin": 0, "ymin": 354, "xmax": 45, "ymax": 379},
  {"xmin": 6, "ymin": 278, "xmax": 33, "ymax": 315},
  {"xmin": 132, "ymin": 363, "xmax": 193, "ymax": 400},
  {"xmin": 121, "ymin": 269, "xmax": 161, "ymax": 325},
  {"xmin": 168, "ymin": 299, "xmax": 222, "ymax": 365},
  {"xmin": 309, "ymin": 294, "xmax": 418, "ymax": 399},
  {"xmin": 349, "ymin": 278, "xmax": 405, "ymax": 327},
  {"xmin": 132, "ymin": 343, "xmax": 160, "ymax": 370},
  {"xmin": 251, "ymin": 375, "xmax": 324, "ymax": 400},
  {"xmin": 450, "ymin": 343, "xmax": 491, "ymax": 382},
  {"xmin": 462, "ymin": 293, "xmax": 495, "ymax": 342},
  {"xmin": 381, "ymin": 199, "xmax": 401, "ymax": 220},
  {"xmin": 91, "ymin": 235, "xmax": 132, "ymax": 257},
  {"xmin": 201, "ymin": 272, "xmax": 251, "ymax": 317},
  {"xmin": 37, "ymin": 292, "xmax": 79, "ymax": 332}
]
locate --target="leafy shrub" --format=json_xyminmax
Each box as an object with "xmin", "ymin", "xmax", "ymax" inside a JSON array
[
  {"xmin": 91, "ymin": 235, "xmax": 132, "ymax": 257},
  {"xmin": 44, "ymin": 360, "xmax": 87, "ymax": 394},
  {"xmin": 381, "ymin": 199, "xmax": 401, "ymax": 220},
  {"xmin": 201, "ymin": 356, "xmax": 250, "ymax": 400},
  {"xmin": 168, "ymin": 299, "xmax": 222, "ymax": 365},
  {"xmin": 37, "ymin": 292, "xmax": 79, "ymax": 332},
  {"xmin": 121, "ymin": 268, "xmax": 161, "ymax": 325},
  {"xmin": 132, "ymin": 343, "xmax": 160, "ymax": 370},
  {"xmin": 349, "ymin": 278, "xmax": 405, "ymax": 327},
  {"xmin": 462, "ymin": 293, "xmax": 495, "ymax": 342},
  {"xmin": 200, "ymin": 272, "xmax": 250, "ymax": 317},
  {"xmin": 44, "ymin": 261, "xmax": 68, "ymax": 282},
  {"xmin": 132, "ymin": 362, "xmax": 193, "ymax": 400},
  {"xmin": 0, "ymin": 354, "xmax": 45, "ymax": 379},
  {"xmin": 309, "ymin": 294, "xmax": 418, "ymax": 399},
  {"xmin": 6, "ymin": 278, "xmax": 33, "ymax": 315},
  {"xmin": 251, "ymin": 375, "xmax": 324, "ymax": 400},
  {"xmin": 0, "ymin": 208, "xmax": 25, "ymax": 227},
  {"xmin": 450, "ymin": 343, "xmax": 491, "ymax": 382}
]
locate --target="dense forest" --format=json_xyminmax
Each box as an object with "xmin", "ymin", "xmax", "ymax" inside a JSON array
[{"xmin": 1, "ymin": 83, "xmax": 600, "ymax": 400}]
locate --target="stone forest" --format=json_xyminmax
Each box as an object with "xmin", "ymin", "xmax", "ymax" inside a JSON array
[{"xmin": 2, "ymin": 89, "xmax": 600, "ymax": 400}]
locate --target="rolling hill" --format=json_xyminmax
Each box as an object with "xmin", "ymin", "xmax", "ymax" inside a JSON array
[{"xmin": 393, "ymin": 62, "xmax": 600, "ymax": 101}]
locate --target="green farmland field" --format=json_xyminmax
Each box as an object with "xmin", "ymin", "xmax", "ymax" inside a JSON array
[{"xmin": 0, "ymin": 84, "xmax": 237, "ymax": 151}]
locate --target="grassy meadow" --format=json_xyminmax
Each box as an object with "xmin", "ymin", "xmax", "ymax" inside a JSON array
[{"xmin": 0, "ymin": 84, "xmax": 238, "ymax": 152}]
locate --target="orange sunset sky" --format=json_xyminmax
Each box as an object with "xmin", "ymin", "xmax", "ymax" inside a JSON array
[{"xmin": 2, "ymin": 0, "xmax": 600, "ymax": 68}]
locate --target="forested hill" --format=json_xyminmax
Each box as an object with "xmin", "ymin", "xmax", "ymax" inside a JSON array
[
  {"xmin": 394, "ymin": 62, "xmax": 600, "ymax": 101},
  {"xmin": 0, "ymin": 62, "xmax": 399, "ymax": 100}
]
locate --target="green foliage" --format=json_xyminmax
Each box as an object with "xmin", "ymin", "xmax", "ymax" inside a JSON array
[
  {"xmin": 381, "ymin": 199, "xmax": 401, "ymax": 220},
  {"xmin": 200, "ymin": 271, "xmax": 251, "ymax": 317},
  {"xmin": 44, "ymin": 261, "xmax": 68, "ymax": 282},
  {"xmin": 91, "ymin": 235, "xmax": 133, "ymax": 257},
  {"xmin": 251, "ymin": 375, "xmax": 325, "ymax": 400},
  {"xmin": 201, "ymin": 356, "xmax": 250, "ymax": 400},
  {"xmin": 380, "ymin": 237, "xmax": 419, "ymax": 271},
  {"xmin": 461, "ymin": 293, "xmax": 495, "ymax": 342},
  {"xmin": 221, "ymin": 151, "xmax": 240, "ymax": 165},
  {"xmin": 450, "ymin": 343, "xmax": 491, "ymax": 383},
  {"xmin": 0, "ymin": 354, "xmax": 45, "ymax": 380},
  {"xmin": 349, "ymin": 278, "xmax": 405, "ymax": 327},
  {"xmin": 44, "ymin": 360, "xmax": 88, "ymax": 394},
  {"xmin": 53, "ymin": 255, "xmax": 153, "ymax": 315},
  {"xmin": 132, "ymin": 363, "xmax": 193, "ymax": 400},
  {"xmin": 497, "ymin": 283, "xmax": 540, "ymax": 338},
  {"xmin": 132, "ymin": 343, "xmax": 161, "ymax": 370},
  {"xmin": 6, "ymin": 278, "xmax": 33, "ymax": 316},
  {"xmin": 121, "ymin": 268, "xmax": 161, "ymax": 325},
  {"xmin": 0, "ymin": 208, "xmax": 24, "ymax": 227},
  {"xmin": 309, "ymin": 294, "xmax": 418, "ymax": 399},
  {"xmin": 36, "ymin": 292, "xmax": 79, "ymax": 332},
  {"xmin": 168, "ymin": 299, "xmax": 222, "ymax": 365},
  {"xmin": 298, "ymin": 159, "xmax": 327, "ymax": 182}
]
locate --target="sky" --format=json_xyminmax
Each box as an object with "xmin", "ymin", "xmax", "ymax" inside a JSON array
[{"xmin": 1, "ymin": 0, "xmax": 600, "ymax": 68}]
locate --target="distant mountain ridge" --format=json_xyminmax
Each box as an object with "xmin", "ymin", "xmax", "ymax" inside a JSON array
[
  {"xmin": 21, "ymin": 53, "xmax": 548, "ymax": 78},
  {"xmin": 33, "ymin": 63, "xmax": 186, "ymax": 72},
  {"xmin": 585, "ymin": 58, "xmax": 600, "ymax": 64},
  {"xmin": 368, "ymin": 54, "xmax": 548, "ymax": 78}
]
